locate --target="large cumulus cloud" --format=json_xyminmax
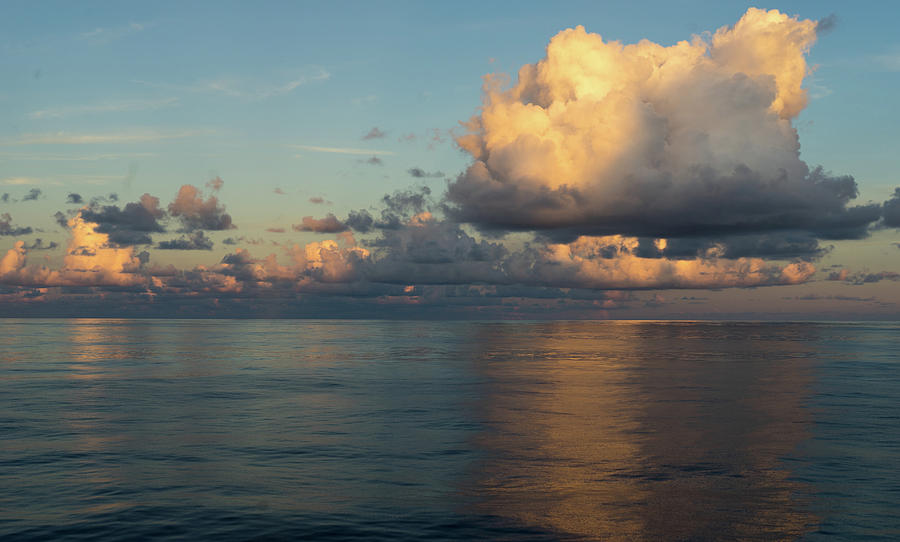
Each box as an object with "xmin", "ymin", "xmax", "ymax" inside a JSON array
[{"xmin": 446, "ymin": 8, "xmax": 880, "ymax": 245}]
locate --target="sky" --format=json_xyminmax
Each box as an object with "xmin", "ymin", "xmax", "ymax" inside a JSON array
[{"xmin": 1, "ymin": 1, "xmax": 899, "ymax": 319}]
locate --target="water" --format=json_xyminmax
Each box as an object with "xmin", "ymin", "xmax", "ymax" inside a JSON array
[{"xmin": 1, "ymin": 320, "xmax": 898, "ymax": 540}]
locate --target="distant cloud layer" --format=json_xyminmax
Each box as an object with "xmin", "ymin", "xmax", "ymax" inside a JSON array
[{"xmin": 157, "ymin": 231, "xmax": 214, "ymax": 251}]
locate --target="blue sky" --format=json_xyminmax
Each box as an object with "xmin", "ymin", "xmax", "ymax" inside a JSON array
[{"xmin": 1, "ymin": 2, "xmax": 898, "ymax": 318}]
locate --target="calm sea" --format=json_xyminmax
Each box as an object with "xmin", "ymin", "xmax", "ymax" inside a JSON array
[{"xmin": 1, "ymin": 320, "xmax": 898, "ymax": 540}]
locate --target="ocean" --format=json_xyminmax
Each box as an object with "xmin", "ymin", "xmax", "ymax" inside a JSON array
[{"xmin": 1, "ymin": 319, "xmax": 898, "ymax": 540}]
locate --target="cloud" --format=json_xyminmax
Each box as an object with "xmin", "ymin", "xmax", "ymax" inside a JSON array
[
  {"xmin": 352, "ymin": 95, "xmax": 377, "ymax": 106},
  {"xmin": 1, "ymin": 193, "xmax": 10, "ymax": 203},
  {"xmin": 274, "ymin": 188, "xmax": 286, "ymax": 195},
  {"xmin": 362, "ymin": 127, "xmax": 386, "ymax": 140},
  {"xmin": 827, "ymin": 268, "xmax": 900, "ymax": 285},
  {"xmin": 79, "ymin": 22, "xmax": 147, "ymax": 43},
  {"xmin": 446, "ymin": 9, "xmax": 880, "ymax": 244},
  {"xmin": 308, "ymin": 196, "xmax": 329, "ymax": 204},
  {"xmin": 1, "ymin": 214, "xmax": 146, "ymax": 288},
  {"xmin": 157, "ymin": 231, "xmax": 214, "ymax": 250},
  {"xmin": 53, "ymin": 211, "xmax": 68, "ymax": 228},
  {"xmin": 22, "ymin": 188, "xmax": 42, "ymax": 201},
  {"xmin": 363, "ymin": 214, "xmax": 508, "ymax": 285},
  {"xmin": 883, "ymin": 188, "xmax": 900, "ymax": 227},
  {"xmin": 341, "ymin": 186, "xmax": 435, "ymax": 233},
  {"xmin": 66, "ymin": 193, "xmax": 84, "ymax": 204},
  {"xmin": 1, "ymin": 10, "xmax": 892, "ymax": 317},
  {"xmin": 291, "ymin": 144, "xmax": 394, "ymax": 156},
  {"xmin": 408, "ymin": 167, "xmax": 445, "ymax": 178},
  {"xmin": 24, "ymin": 239, "xmax": 58, "ymax": 251},
  {"xmin": 79, "ymin": 193, "xmax": 166, "ymax": 246},
  {"xmin": 28, "ymin": 98, "xmax": 178, "ymax": 120},
  {"xmin": 873, "ymin": 48, "xmax": 900, "ymax": 72},
  {"xmin": 0, "ymin": 213, "xmax": 33, "ymax": 236},
  {"xmin": 90, "ymin": 193, "xmax": 119, "ymax": 205},
  {"xmin": 0, "ymin": 191, "xmax": 822, "ymax": 317},
  {"xmin": 290, "ymin": 216, "xmax": 814, "ymax": 291},
  {"xmin": 363, "ymin": 156, "xmax": 383, "ymax": 166},
  {"xmin": 632, "ymin": 233, "xmax": 828, "ymax": 261},
  {"xmin": 1, "ymin": 177, "xmax": 44, "ymax": 186},
  {"xmin": 206, "ymin": 176, "xmax": 224, "ymax": 191},
  {"xmin": 58, "ymin": 214, "xmax": 147, "ymax": 286},
  {"xmin": 0, "ymin": 152, "xmax": 156, "ymax": 162},
  {"xmin": 10, "ymin": 131, "xmax": 205, "ymax": 145},
  {"xmin": 504, "ymin": 235, "xmax": 815, "ymax": 290},
  {"xmin": 132, "ymin": 68, "xmax": 330, "ymax": 100},
  {"xmin": 293, "ymin": 214, "xmax": 348, "ymax": 233},
  {"xmin": 784, "ymin": 294, "xmax": 891, "ymax": 306},
  {"xmin": 344, "ymin": 210, "xmax": 375, "ymax": 233},
  {"xmin": 168, "ymin": 183, "xmax": 235, "ymax": 232},
  {"xmin": 816, "ymin": 14, "xmax": 838, "ymax": 34},
  {"xmin": 222, "ymin": 236, "xmax": 267, "ymax": 246}
]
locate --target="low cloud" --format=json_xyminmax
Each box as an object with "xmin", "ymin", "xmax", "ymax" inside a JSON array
[
  {"xmin": 816, "ymin": 13, "xmax": 838, "ymax": 34},
  {"xmin": 66, "ymin": 193, "xmax": 84, "ymax": 204},
  {"xmin": 206, "ymin": 176, "xmax": 224, "ymax": 191},
  {"xmin": 24, "ymin": 238, "xmax": 59, "ymax": 250},
  {"xmin": 827, "ymin": 268, "xmax": 900, "ymax": 285},
  {"xmin": 362, "ymin": 127, "xmax": 386, "ymax": 140},
  {"xmin": 157, "ymin": 231, "xmax": 214, "ymax": 250},
  {"xmin": 408, "ymin": 167, "xmax": 445, "ymax": 178},
  {"xmin": 292, "ymin": 144, "xmax": 394, "ymax": 156},
  {"xmin": 79, "ymin": 193, "xmax": 166, "ymax": 246},
  {"xmin": 883, "ymin": 188, "xmax": 900, "ymax": 227},
  {"xmin": 1, "ymin": 213, "xmax": 33, "ymax": 236},
  {"xmin": 293, "ymin": 214, "xmax": 348, "ymax": 233},
  {"xmin": 168, "ymin": 182, "xmax": 235, "ymax": 232},
  {"xmin": 0, "ymin": 9, "xmax": 894, "ymax": 318},
  {"xmin": 12, "ymin": 131, "xmax": 204, "ymax": 145},
  {"xmin": 23, "ymin": 188, "xmax": 42, "ymax": 201},
  {"xmin": 28, "ymin": 97, "xmax": 178, "ymax": 120}
]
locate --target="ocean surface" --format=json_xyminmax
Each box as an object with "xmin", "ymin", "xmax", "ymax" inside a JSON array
[{"xmin": 1, "ymin": 319, "xmax": 898, "ymax": 541}]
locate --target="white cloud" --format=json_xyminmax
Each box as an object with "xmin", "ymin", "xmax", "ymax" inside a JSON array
[
  {"xmin": 874, "ymin": 49, "xmax": 900, "ymax": 71},
  {"xmin": 79, "ymin": 22, "xmax": 148, "ymax": 44},
  {"xmin": 6, "ymin": 130, "xmax": 209, "ymax": 145},
  {"xmin": 1, "ymin": 177, "xmax": 43, "ymax": 186},
  {"xmin": 131, "ymin": 67, "xmax": 330, "ymax": 100},
  {"xmin": 28, "ymin": 98, "xmax": 179, "ymax": 119},
  {"xmin": 291, "ymin": 144, "xmax": 395, "ymax": 156},
  {"xmin": 0, "ymin": 152, "xmax": 156, "ymax": 161}
]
